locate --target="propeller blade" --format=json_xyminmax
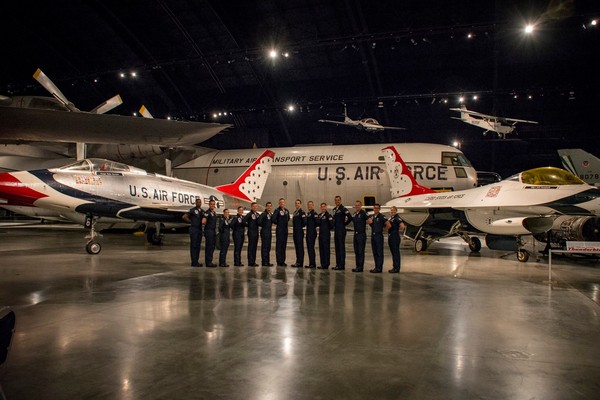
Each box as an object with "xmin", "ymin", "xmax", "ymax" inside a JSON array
[
  {"xmin": 139, "ymin": 105, "xmax": 154, "ymax": 119},
  {"xmin": 90, "ymin": 94, "xmax": 123, "ymax": 114},
  {"xmin": 33, "ymin": 68, "xmax": 78, "ymax": 111}
]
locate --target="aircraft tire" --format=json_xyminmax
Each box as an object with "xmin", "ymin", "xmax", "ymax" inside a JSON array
[
  {"xmin": 517, "ymin": 249, "xmax": 529, "ymax": 263},
  {"xmin": 146, "ymin": 229, "xmax": 163, "ymax": 245},
  {"xmin": 468, "ymin": 237, "xmax": 482, "ymax": 253},
  {"xmin": 86, "ymin": 241, "xmax": 101, "ymax": 255},
  {"xmin": 415, "ymin": 238, "xmax": 427, "ymax": 252}
]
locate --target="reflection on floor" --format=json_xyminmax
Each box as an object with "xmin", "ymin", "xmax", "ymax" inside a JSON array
[{"xmin": 1, "ymin": 226, "xmax": 600, "ymax": 399}]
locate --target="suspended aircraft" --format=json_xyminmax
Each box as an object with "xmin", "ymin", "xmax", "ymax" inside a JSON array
[
  {"xmin": 382, "ymin": 146, "xmax": 600, "ymax": 262},
  {"xmin": 558, "ymin": 149, "xmax": 600, "ymax": 186},
  {"xmin": 0, "ymin": 150, "xmax": 275, "ymax": 254},
  {"xmin": 318, "ymin": 105, "xmax": 405, "ymax": 132},
  {"xmin": 450, "ymin": 105, "xmax": 538, "ymax": 138}
]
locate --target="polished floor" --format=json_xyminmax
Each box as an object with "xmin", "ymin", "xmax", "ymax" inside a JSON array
[{"xmin": 1, "ymin": 224, "xmax": 600, "ymax": 399}]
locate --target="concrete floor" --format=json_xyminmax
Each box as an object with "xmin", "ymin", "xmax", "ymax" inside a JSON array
[{"xmin": 1, "ymin": 224, "xmax": 600, "ymax": 399}]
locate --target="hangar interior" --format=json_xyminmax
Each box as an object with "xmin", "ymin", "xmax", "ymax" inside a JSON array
[{"xmin": 2, "ymin": 1, "xmax": 600, "ymax": 399}]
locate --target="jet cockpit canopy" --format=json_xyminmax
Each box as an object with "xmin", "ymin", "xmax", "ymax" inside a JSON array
[
  {"xmin": 54, "ymin": 158, "xmax": 147, "ymax": 175},
  {"xmin": 508, "ymin": 167, "xmax": 585, "ymax": 185}
]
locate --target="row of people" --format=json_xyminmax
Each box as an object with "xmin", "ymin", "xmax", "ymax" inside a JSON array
[{"xmin": 183, "ymin": 196, "xmax": 405, "ymax": 273}]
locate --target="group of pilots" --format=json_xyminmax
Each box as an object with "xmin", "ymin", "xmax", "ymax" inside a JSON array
[{"xmin": 183, "ymin": 196, "xmax": 405, "ymax": 273}]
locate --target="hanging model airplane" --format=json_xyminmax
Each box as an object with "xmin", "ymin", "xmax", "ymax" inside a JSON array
[
  {"xmin": 318, "ymin": 104, "xmax": 405, "ymax": 132},
  {"xmin": 382, "ymin": 145, "xmax": 600, "ymax": 262},
  {"xmin": 450, "ymin": 105, "xmax": 538, "ymax": 138},
  {"xmin": 0, "ymin": 150, "xmax": 275, "ymax": 254}
]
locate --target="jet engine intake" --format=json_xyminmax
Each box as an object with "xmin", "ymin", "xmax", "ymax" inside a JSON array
[{"xmin": 534, "ymin": 216, "xmax": 600, "ymax": 245}]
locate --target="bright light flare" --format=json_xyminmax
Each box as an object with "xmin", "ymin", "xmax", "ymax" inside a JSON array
[
  {"xmin": 592, "ymin": 19, "xmax": 597, "ymax": 26},
  {"xmin": 287, "ymin": 105, "xmax": 295, "ymax": 112},
  {"xmin": 524, "ymin": 24, "xmax": 535, "ymax": 34},
  {"xmin": 269, "ymin": 49, "xmax": 278, "ymax": 58}
]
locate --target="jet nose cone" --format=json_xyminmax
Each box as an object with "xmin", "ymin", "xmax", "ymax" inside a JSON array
[{"xmin": 0, "ymin": 172, "xmax": 47, "ymax": 206}]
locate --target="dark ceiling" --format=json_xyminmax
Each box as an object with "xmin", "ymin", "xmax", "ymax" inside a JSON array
[{"xmin": 1, "ymin": 0, "xmax": 599, "ymax": 176}]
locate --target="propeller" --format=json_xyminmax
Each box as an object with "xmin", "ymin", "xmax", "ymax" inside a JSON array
[
  {"xmin": 90, "ymin": 94, "xmax": 123, "ymax": 114},
  {"xmin": 33, "ymin": 68, "xmax": 79, "ymax": 112},
  {"xmin": 139, "ymin": 105, "xmax": 154, "ymax": 119}
]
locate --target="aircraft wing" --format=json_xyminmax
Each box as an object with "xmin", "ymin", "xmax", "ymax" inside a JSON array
[
  {"xmin": 449, "ymin": 108, "xmax": 493, "ymax": 119},
  {"xmin": 380, "ymin": 125, "xmax": 406, "ymax": 130},
  {"xmin": 502, "ymin": 117, "xmax": 538, "ymax": 124},
  {"xmin": 0, "ymin": 107, "xmax": 230, "ymax": 146},
  {"xmin": 318, "ymin": 119, "xmax": 350, "ymax": 126}
]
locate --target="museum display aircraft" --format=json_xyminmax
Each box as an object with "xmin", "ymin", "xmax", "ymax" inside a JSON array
[
  {"xmin": 318, "ymin": 105, "xmax": 405, "ymax": 132},
  {"xmin": 558, "ymin": 149, "xmax": 600, "ymax": 186},
  {"xmin": 0, "ymin": 69, "xmax": 230, "ymax": 159},
  {"xmin": 0, "ymin": 150, "xmax": 275, "ymax": 254},
  {"xmin": 450, "ymin": 105, "xmax": 538, "ymax": 138},
  {"xmin": 174, "ymin": 143, "xmax": 478, "ymax": 207},
  {"xmin": 382, "ymin": 145, "xmax": 600, "ymax": 261}
]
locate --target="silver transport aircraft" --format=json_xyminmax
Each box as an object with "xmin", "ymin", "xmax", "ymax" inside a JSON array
[
  {"xmin": 174, "ymin": 143, "xmax": 477, "ymax": 207},
  {"xmin": 0, "ymin": 150, "xmax": 275, "ymax": 254},
  {"xmin": 382, "ymin": 146, "xmax": 600, "ymax": 262}
]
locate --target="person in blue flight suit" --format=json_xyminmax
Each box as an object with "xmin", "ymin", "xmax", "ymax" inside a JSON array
[
  {"xmin": 204, "ymin": 199, "xmax": 218, "ymax": 267},
  {"xmin": 332, "ymin": 195, "xmax": 353, "ymax": 270},
  {"xmin": 182, "ymin": 198, "xmax": 204, "ymax": 267},
  {"xmin": 272, "ymin": 198, "xmax": 290, "ymax": 267},
  {"xmin": 231, "ymin": 206, "xmax": 246, "ymax": 266},
  {"xmin": 367, "ymin": 203, "xmax": 386, "ymax": 273},
  {"xmin": 218, "ymin": 208, "xmax": 232, "ymax": 267},
  {"xmin": 317, "ymin": 202, "xmax": 334, "ymax": 269},
  {"xmin": 258, "ymin": 201, "xmax": 274, "ymax": 266},
  {"xmin": 291, "ymin": 199, "xmax": 307, "ymax": 267},
  {"xmin": 351, "ymin": 200, "xmax": 367, "ymax": 272},
  {"xmin": 385, "ymin": 206, "xmax": 405, "ymax": 273},
  {"xmin": 304, "ymin": 200, "xmax": 318, "ymax": 269},
  {"xmin": 244, "ymin": 202, "xmax": 260, "ymax": 267}
]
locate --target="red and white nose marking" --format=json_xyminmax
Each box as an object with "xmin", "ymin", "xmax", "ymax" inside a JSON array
[{"xmin": 0, "ymin": 172, "xmax": 47, "ymax": 206}]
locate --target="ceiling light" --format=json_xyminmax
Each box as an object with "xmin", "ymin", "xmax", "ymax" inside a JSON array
[
  {"xmin": 459, "ymin": 97, "xmax": 465, "ymax": 103},
  {"xmin": 119, "ymin": 72, "xmax": 126, "ymax": 78},
  {"xmin": 467, "ymin": 33, "xmax": 473, "ymax": 39},
  {"xmin": 287, "ymin": 105, "xmax": 295, "ymax": 112},
  {"xmin": 283, "ymin": 52, "xmax": 289, "ymax": 58},
  {"xmin": 131, "ymin": 71, "xmax": 137, "ymax": 77},
  {"xmin": 269, "ymin": 49, "xmax": 278, "ymax": 58},
  {"xmin": 213, "ymin": 113, "xmax": 218, "ymax": 118},
  {"xmin": 473, "ymin": 95, "xmax": 478, "ymax": 100},
  {"xmin": 132, "ymin": 112, "xmax": 137, "ymax": 116},
  {"xmin": 592, "ymin": 19, "xmax": 598, "ymax": 26},
  {"xmin": 524, "ymin": 24, "xmax": 534, "ymax": 34}
]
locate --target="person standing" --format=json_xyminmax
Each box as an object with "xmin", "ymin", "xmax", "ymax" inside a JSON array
[
  {"xmin": 231, "ymin": 206, "xmax": 246, "ymax": 266},
  {"xmin": 244, "ymin": 202, "xmax": 260, "ymax": 267},
  {"xmin": 351, "ymin": 200, "xmax": 367, "ymax": 272},
  {"xmin": 218, "ymin": 209, "xmax": 232, "ymax": 267},
  {"xmin": 317, "ymin": 202, "xmax": 333, "ymax": 269},
  {"xmin": 332, "ymin": 195, "xmax": 353, "ymax": 270},
  {"xmin": 182, "ymin": 198, "xmax": 204, "ymax": 267},
  {"xmin": 367, "ymin": 204, "xmax": 386, "ymax": 273},
  {"xmin": 386, "ymin": 206, "xmax": 405, "ymax": 273},
  {"xmin": 291, "ymin": 199, "xmax": 306, "ymax": 267},
  {"xmin": 272, "ymin": 198, "xmax": 290, "ymax": 267},
  {"xmin": 203, "ymin": 199, "xmax": 218, "ymax": 267},
  {"xmin": 258, "ymin": 202, "xmax": 274, "ymax": 266},
  {"xmin": 304, "ymin": 200, "xmax": 318, "ymax": 269}
]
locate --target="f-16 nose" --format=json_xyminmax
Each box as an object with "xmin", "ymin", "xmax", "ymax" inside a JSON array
[{"xmin": 0, "ymin": 172, "xmax": 46, "ymax": 206}]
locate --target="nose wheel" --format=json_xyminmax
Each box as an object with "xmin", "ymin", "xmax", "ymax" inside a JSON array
[
  {"xmin": 86, "ymin": 241, "xmax": 102, "ymax": 254},
  {"xmin": 84, "ymin": 214, "xmax": 103, "ymax": 254}
]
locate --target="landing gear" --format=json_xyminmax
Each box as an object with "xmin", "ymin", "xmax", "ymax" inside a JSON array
[
  {"xmin": 468, "ymin": 237, "xmax": 482, "ymax": 253},
  {"xmin": 145, "ymin": 222, "xmax": 164, "ymax": 245},
  {"xmin": 517, "ymin": 249, "xmax": 530, "ymax": 262},
  {"xmin": 414, "ymin": 238, "xmax": 428, "ymax": 252},
  {"xmin": 84, "ymin": 214, "xmax": 102, "ymax": 254}
]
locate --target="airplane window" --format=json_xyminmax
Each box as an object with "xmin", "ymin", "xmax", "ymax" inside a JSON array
[
  {"xmin": 442, "ymin": 152, "xmax": 473, "ymax": 167},
  {"xmin": 454, "ymin": 167, "xmax": 467, "ymax": 178},
  {"xmin": 520, "ymin": 167, "xmax": 585, "ymax": 185},
  {"xmin": 58, "ymin": 160, "xmax": 91, "ymax": 172}
]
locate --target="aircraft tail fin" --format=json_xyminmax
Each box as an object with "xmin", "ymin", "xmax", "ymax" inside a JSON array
[
  {"xmin": 382, "ymin": 146, "xmax": 436, "ymax": 198},
  {"xmin": 558, "ymin": 149, "xmax": 600, "ymax": 185},
  {"xmin": 215, "ymin": 149, "xmax": 275, "ymax": 202}
]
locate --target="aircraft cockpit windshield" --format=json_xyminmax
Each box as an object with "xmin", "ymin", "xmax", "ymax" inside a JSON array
[
  {"xmin": 520, "ymin": 167, "xmax": 585, "ymax": 186},
  {"xmin": 56, "ymin": 159, "xmax": 147, "ymax": 175}
]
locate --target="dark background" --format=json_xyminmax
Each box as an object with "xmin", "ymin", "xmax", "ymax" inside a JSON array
[{"xmin": 1, "ymin": 0, "xmax": 598, "ymax": 177}]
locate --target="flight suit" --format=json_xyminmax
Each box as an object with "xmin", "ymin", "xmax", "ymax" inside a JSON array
[
  {"xmin": 272, "ymin": 207, "xmax": 290, "ymax": 266},
  {"xmin": 305, "ymin": 209, "xmax": 318, "ymax": 268},
  {"xmin": 352, "ymin": 209, "xmax": 367, "ymax": 271},
  {"xmin": 186, "ymin": 206, "xmax": 204, "ymax": 267},
  {"xmin": 258, "ymin": 210, "xmax": 273, "ymax": 266},
  {"xmin": 332, "ymin": 204, "xmax": 353, "ymax": 269},
  {"xmin": 244, "ymin": 211, "xmax": 260, "ymax": 266},
  {"xmin": 231, "ymin": 214, "xmax": 246, "ymax": 266},
  {"xmin": 317, "ymin": 211, "xmax": 334, "ymax": 269},
  {"xmin": 219, "ymin": 216, "xmax": 232, "ymax": 267},
  {"xmin": 388, "ymin": 214, "xmax": 403, "ymax": 272},
  {"xmin": 292, "ymin": 208, "xmax": 306, "ymax": 267},
  {"xmin": 370, "ymin": 213, "xmax": 387, "ymax": 272},
  {"xmin": 204, "ymin": 208, "xmax": 218, "ymax": 267}
]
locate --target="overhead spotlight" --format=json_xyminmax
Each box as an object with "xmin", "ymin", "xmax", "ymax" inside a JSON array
[
  {"xmin": 410, "ymin": 38, "xmax": 417, "ymax": 45},
  {"xmin": 119, "ymin": 72, "xmax": 126, "ymax": 78},
  {"xmin": 443, "ymin": 98, "xmax": 448, "ymax": 104},
  {"xmin": 132, "ymin": 112, "xmax": 137, "ymax": 116},
  {"xmin": 93, "ymin": 78, "xmax": 98, "ymax": 83},
  {"xmin": 223, "ymin": 112, "xmax": 227, "ymax": 116},
  {"xmin": 524, "ymin": 24, "xmax": 534, "ymax": 34},
  {"xmin": 269, "ymin": 49, "xmax": 278, "ymax": 58},
  {"xmin": 371, "ymin": 42, "xmax": 376, "ymax": 49},
  {"xmin": 130, "ymin": 71, "xmax": 137, "ymax": 78},
  {"xmin": 467, "ymin": 33, "xmax": 473, "ymax": 39},
  {"xmin": 218, "ymin": 112, "xmax": 222, "ymax": 116},
  {"xmin": 167, "ymin": 116, "xmax": 172, "ymax": 120},
  {"xmin": 528, "ymin": 95, "xmax": 533, "ymax": 100},
  {"xmin": 459, "ymin": 96, "xmax": 465, "ymax": 103},
  {"xmin": 452, "ymin": 141, "xmax": 459, "ymax": 148},
  {"xmin": 378, "ymin": 101, "xmax": 384, "ymax": 108},
  {"xmin": 213, "ymin": 113, "xmax": 218, "ymax": 118},
  {"xmin": 283, "ymin": 52, "xmax": 289, "ymax": 58},
  {"xmin": 287, "ymin": 105, "xmax": 295, "ymax": 112},
  {"xmin": 592, "ymin": 19, "xmax": 597, "ymax": 26},
  {"xmin": 514, "ymin": 95, "xmax": 518, "ymax": 99},
  {"xmin": 473, "ymin": 95, "xmax": 478, "ymax": 100}
]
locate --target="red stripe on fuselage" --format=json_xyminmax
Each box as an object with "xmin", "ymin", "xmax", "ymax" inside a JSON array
[{"xmin": 0, "ymin": 172, "xmax": 48, "ymax": 206}]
